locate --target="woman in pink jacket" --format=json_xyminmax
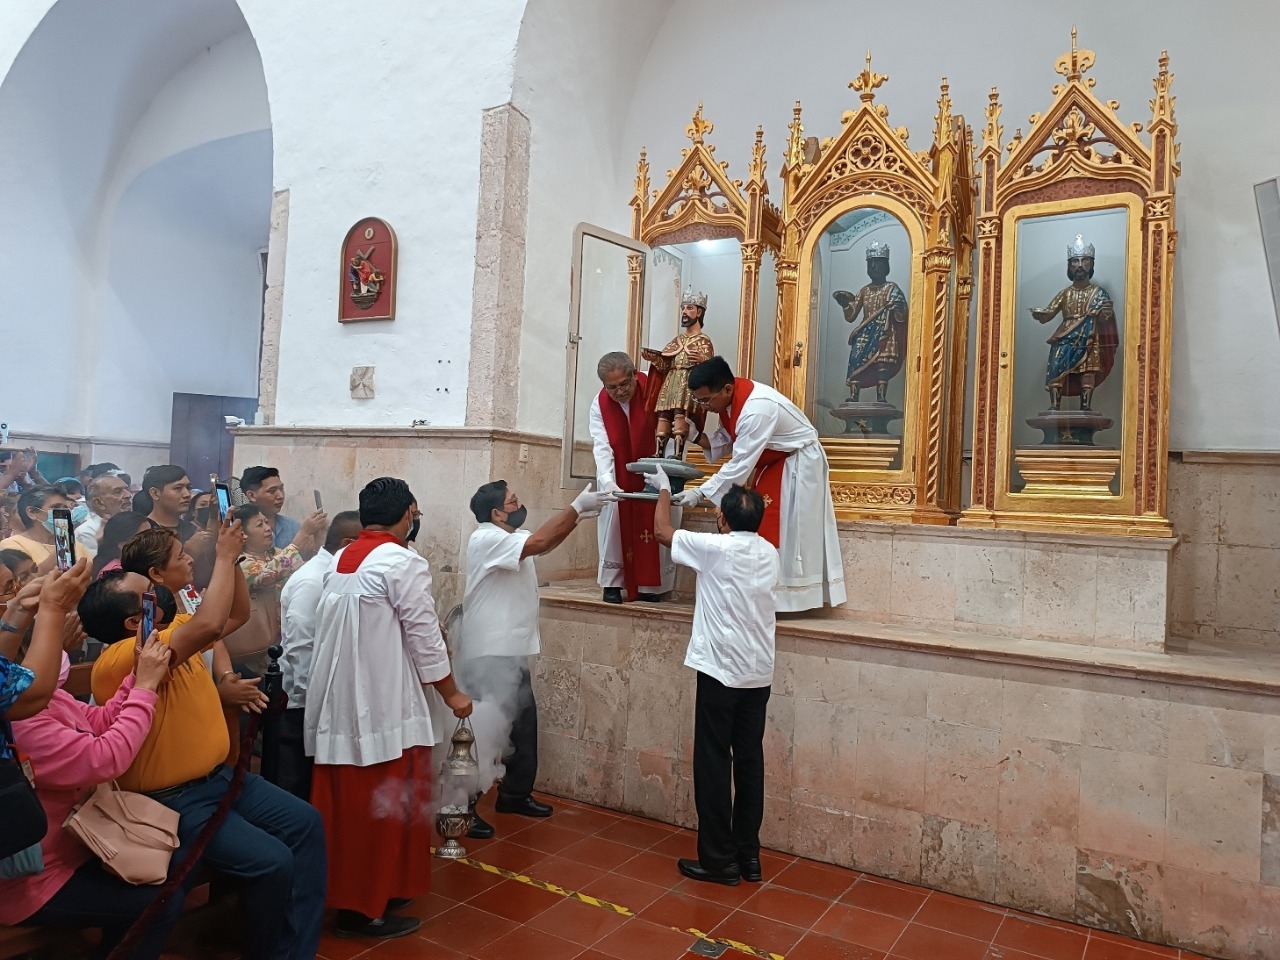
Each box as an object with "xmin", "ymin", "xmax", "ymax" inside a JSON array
[{"xmin": 0, "ymin": 626, "xmax": 178, "ymax": 960}]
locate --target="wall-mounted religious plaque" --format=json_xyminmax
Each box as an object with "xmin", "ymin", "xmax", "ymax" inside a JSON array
[
  {"xmin": 961, "ymin": 31, "xmax": 1179, "ymax": 536},
  {"xmin": 338, "ymin": 217, "xmax": 398, "ymax": 323}
]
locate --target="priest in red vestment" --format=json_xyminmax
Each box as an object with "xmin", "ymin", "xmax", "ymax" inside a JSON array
[
  {"xmin": 588, "ymin": 351, "xmax": 677, "ymax": 603},
  {"xmin": 305, "ymin": 476, "xmax": 473, "ymax": 940}
]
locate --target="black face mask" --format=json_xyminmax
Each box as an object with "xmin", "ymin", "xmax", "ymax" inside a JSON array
[
  {"xmin": 194, "ymin": 508, "xmax": 210, "ymax": 527},
  {"xmin": 503, "ymin": 506, "xmax": 528, "ymax": 530},
  {"xmin": 407, "ymin": 517, "xmax": 421, "ymax": 543}
]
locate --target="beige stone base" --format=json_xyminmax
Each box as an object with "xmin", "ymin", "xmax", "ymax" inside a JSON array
[
  {"xmin": 535, "ymin": 588, "xmax": 1280, "ymax": 960},
  {"xmin": 1014, "ymin": 446, "xmax": 1122, "ymax": 498}
]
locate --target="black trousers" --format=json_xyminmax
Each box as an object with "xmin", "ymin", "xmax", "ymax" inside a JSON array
[
  {"xmin": 693, "ymin": 671, "xmax": 770, "ymax": 869},
  {"xmin": 276, "ymin": 707, "xmax": 314, "ymax": 801},
  {"xmin": 461, "ymin": 656, "xmax": 540, "ymax": 801}
]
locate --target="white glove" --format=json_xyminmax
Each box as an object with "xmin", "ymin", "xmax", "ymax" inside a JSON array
[
  {"xmin": 649, "ymin": 465, "xmax": 672, "ymax": 494},
  {"xmin": 570, "ymin": 483, "xmax": 611, "ymax": 518},
  {"xmin": 673, "ymin": 487, "xmax": 704, "ymax": 508},
  {"xmin": 601, "ymin": 480, "xmax": 623, "ymax": 495}
]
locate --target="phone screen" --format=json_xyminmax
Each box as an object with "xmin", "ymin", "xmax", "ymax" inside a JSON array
[
  {"xmin": 51, "ymin": 507, "xmax": 76, "ymax": 571},
  {"xmin": 141, "ymin": 591, "xmax": 157, "ymax": 639},
  {"xmin": 313, "ymin": 489, "xmax": 323, "ymax": 511},
  {"xmin": 214, "ymin": 483, "xmax": 231, "ymax": 522}
]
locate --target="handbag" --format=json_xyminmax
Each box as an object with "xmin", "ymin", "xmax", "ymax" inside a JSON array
[
  {"xmin": 0, "ymin": 722, "xmax": 47, "ymax": 861},
  {"xmin": 63, "ymin": 781, "xmax": 180, "ymax": 886}
]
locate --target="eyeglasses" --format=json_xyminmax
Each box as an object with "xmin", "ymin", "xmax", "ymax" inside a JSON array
[
  {"xmin": 603, "ymin": 375, "xmax": 635, "ymax": 394},
  {"xmin": 691, "ymin": 395, "xmax": 715, "ymax": 407}
]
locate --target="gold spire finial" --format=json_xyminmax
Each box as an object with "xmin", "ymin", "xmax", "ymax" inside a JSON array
[
  {"xmin": 849, "ymin": 51, "xmax": 888, "ymax": 103},
  {"xmin": 786, "ymin": 100, "xmax": 805, "ymax": 168},
  {"xmin": 686, "ymin": 102, "xmax": 713, "ymax": 145},
  {"xmin": 934, "ymin": 76, "xmax": 953, "ymax": 145},
  {"xmin": 1054, "ymin": 24, "xmax": 1096, "ymax": 84},
  {"xmin": 982, "ymin": 87, "xmax": 1003, "ymax": 153}
]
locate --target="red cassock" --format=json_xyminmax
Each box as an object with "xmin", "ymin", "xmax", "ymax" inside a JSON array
[
  {"xmin": 719, "ymin": 378, "xmax": 788, "ymax": 549},
  {"xmin": 598, "ymin": 371, "xmax": 663, "ymax": 601}
]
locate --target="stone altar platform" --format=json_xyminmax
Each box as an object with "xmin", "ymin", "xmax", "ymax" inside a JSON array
[{"xmin": 533, "ymin": 582, "xmax": 1280, "ymax": 960}]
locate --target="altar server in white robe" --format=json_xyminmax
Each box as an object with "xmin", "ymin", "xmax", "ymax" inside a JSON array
[
  {"xmin": 675, "ymin": 356, "xmax": 846, "ymax": 613},
  {"xmin": 305, "ymin": 476, "xmax": 472, "ymax": 940}
]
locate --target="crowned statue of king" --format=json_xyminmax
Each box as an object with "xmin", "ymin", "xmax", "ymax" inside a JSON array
[
  {"xmin": 641, "ymin": 287, "xmax": 715, "ymax": 459},
  {"xmin": 1030, "ymin": 235, "xmax": 1119, "ymax": 412},
  {"xmin": 833, "ymin": 240, "xmax": 909, "ymax": 403}
]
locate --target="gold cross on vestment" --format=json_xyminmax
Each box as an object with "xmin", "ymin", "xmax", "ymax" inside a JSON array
[
  {"xmin": 640, "ymin": 529, "xmax": 653, "ymax": 543},
  {"xmin": 625, "ymin": 549, "xmax": 635, "ymax": 561},
  {"xmin": 763, "ymin": 495, "xmax": 774, "ymax": 507}
]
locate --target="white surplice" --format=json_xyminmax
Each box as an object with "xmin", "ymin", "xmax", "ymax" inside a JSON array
[
  {"xmin": 697, "ymin": 381, "xmax": 846, "ymax": 613},
  {"xmin": 588, "ymin": 392, "xmax": 677, "ymax": 593},
  {"xmin": 304, "ymin": 540, "xmax": 452, "ymax": 767}
]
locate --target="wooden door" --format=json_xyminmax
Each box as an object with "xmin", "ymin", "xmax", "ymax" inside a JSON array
[{"xmin": 169, "ymin": 393, "xmax": 257, "ymax": 484}]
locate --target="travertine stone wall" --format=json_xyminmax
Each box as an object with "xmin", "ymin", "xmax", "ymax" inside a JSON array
[{"xmin": 535, "ymin": 601, "xmax": 1280, "ymax": 960}]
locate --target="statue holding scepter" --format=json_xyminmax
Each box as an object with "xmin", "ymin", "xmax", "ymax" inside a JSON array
[{"xmin": 641, "ymin": 287, "xmax": 715, "ymax": 460}]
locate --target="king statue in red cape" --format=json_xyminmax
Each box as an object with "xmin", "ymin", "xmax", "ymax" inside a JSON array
[{"xmin": 588, "ymin": 352, "xmax": 679, "ymax": 603}]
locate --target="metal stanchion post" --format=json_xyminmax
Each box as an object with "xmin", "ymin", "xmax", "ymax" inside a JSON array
[{"xmin": 258, "ymin": 644, "xmax": 285, "ymax": 784}]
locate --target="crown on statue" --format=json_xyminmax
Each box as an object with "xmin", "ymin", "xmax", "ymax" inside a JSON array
[
  {"xmin": 681, "ymin": 287, "xmax": 708, "ymax": 309},
  {"xmin": 1067, "ymin": 234, "xmax": 1095, "ymax": 259},
  {"xmin": 865, "ymin": 241, "xmax": 890, "ymax": 260}
]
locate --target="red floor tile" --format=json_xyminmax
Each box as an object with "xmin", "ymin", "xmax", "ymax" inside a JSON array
[
  {"xmin": 1083, "ymin": 935, "xmax": 1182, "ymax": 959},
  {"xmin": 672, "ymin": 875, "xmax": 759, "ymax": 908},
  {"xmin": 913, "ymin": 891, "xmax": 1007, "ymax": 941},
  {"xmin": 400, "ymin": 892, "xmax": 456, "ymax": 921},
  {"xmin": 840, "ymin": 878, "xmax": 928, "ymax": 920},
  {"xmin": 813, "ymin": 902, "xmax": 910, "ymax": 953},
  {"xmin": 579, "ymin": 871, "xmax": 672, "ymax": 912},
  {"xmin": 551, "ymin": 804, "xmax": 624, "ymax": 835},
  {"xmin": 563, "ymin": 834, "xmax": 649, "ymax": 872},
  {"xmin": 789, "ymin": 932, "xmax": 889, "ymax": 960},
  {"xmin": 742, "ymin": 884, "xmax": 833, "ymax": 930},
  {"xmin": 513, "ymin": 822, "xmax": 590, "ymax": 855},
  {"xmin": 595, "ymin": 816, "xmax": 679, "ymax": 849},
  {"xmin": 429, "ymin": 862, "xmax": 504, "ymax": 902},
  {"xmin": 465, "ymin": 877, "xmax": 564, "ymax": 923},
  {"xmin": 315, "ymin": 934, "xmax": 375, "ymax": 960},
  {"xmin": 526, "ymin": 895, "xmax": 631, "ymax": 945},
  {"xmin": 525, "ymin": 853, "xmax": 609, "ymax": 892},
  {"xmin": 416, "ymin": 902, "xmax": 519, "ymax": 954},
  {"xmin": 711, "ymin": 910, "xmax": 808, "ymax": 955},
  {"xmin": 648, "ymin": 828, "xmax": 700, "ymax": 859},
  {"xmin": 994, "ymin": 915, "xmax": 1089, "ymax": 960},
  {"xmin": 773, "ymin": 859, "xmax": 860, "ymax": 900},
  {"xmin": 615, "ymin": 849, "xmax": 686, "ymax": 887},
  {"xmin": 469, "ymin": 923, "xmax": 584, "ymax": 960},
  {"xmin": 639, "ymin": 891, "xmax": 737, "ymax": 933},
  {"xmin": 361, "ymin": 936, "xmax": 458, "ymax": 960},
  {"xmin": 471, "ymin": 839, "xmax": 546, "ymax": 874},
  {"xmin": 981, "ymin": 948, "xmax": 1050, "ymax": 960},
  {"xmin": 889, "ymin": 923, "xmax": 990, "ymax": 960},
  {"xmin": 593, "ymin": 917, "xmax": 700, "ymax": 960}
]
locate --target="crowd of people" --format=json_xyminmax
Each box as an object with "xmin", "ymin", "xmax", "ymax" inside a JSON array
[{"xmin": 0, "ymin": 349, "xmax": 818, "ymax": 955}]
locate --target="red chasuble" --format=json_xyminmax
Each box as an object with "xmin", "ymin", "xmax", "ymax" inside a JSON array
[
  {"xmin": 599, "ymin": 371, "xmax": 662, "ymax": 600},
  {"xmin": 719, "ymin": 378, "xmax": 789, "ymax": 549}
]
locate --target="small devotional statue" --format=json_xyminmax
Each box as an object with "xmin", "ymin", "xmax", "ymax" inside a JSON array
[
  {"xmin": 1030, "ymin": 235, "xmax": 1119, "ymax": 411},
  {"xmin": 641, "ymin": 287, "xmax": 715, "ymax": 459},
  {"xmin": 833, "ymin": 241, "xmax": 909, "ymax": 403}
]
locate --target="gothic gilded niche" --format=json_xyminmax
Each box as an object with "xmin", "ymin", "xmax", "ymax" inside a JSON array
[
  {"xmin": 960, "ymin": 30, "xmax": 1180, "ymax": 536},
  {"xmin": 774, "ymin": 55, "xmax": 976, "ymax": 524}
]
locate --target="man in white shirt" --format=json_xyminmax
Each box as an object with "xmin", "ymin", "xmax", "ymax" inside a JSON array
[
  {"xmin": 76, "ymin": 473, "xmax": 133, "ymax": 557},
  {"xmin": 654, "ymin": 468, "xmax": 780, "ymax": 887},
  {"xmin": 305, "ymin": 478, "xmax": 473, "ymax": 940},
  {"xmin": 588, "ymin": 351, "xmax": 676, "ymax": 603},
  {"xmin": 456, "ymin": 479, "xmax": 610, "ymax": 826},
  {"xmin": 675, "ymin": 356, "xmax": 846, "ymax": 613},
  {"xmin": 278, "ymin": 510, "xmax": 360, "ymax": 800}
]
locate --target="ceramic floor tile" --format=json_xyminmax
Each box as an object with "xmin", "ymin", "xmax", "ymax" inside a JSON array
[
  {"xmin": 471, "ymin": 839, "xmax": 546, "ymax": 874},
  {"xmin": 710, "ymin": 910, "xmax": 809, "ymax": 955},
  {"xmin": 772, "ymin": 859, "xmax": 860, "ymax": 900},
  {"xmin": 465, "ymin": 877, "xmax": 564, "ymax": 923},
  {"xmin": 639, "ymin": 891, "xmax": 737, "ymax": 933},
  {"xmin": 994, "ymin": 915, "xmax": 1089, "ymax": 960},
  {"xmin": 416, "ymin": 902, "xmax": 519, "ymax": 954},
  {"xmin": 615, "ymin": 850, "xmax": 687, "ymax": 887},
  {"xmin": 562, "ymin": 834, "xmax": 647, "ymax": 872},
  {"xmin": 889, "ymin": 923, "xmax": 990, "ymax": 960},
  {"xmin": 840, "ymin": 878, "xmax": 929, "ymax": 920},
  {"xmin": 579, "ymin": 871, "xmax": 672, "ymax": 912},
  {"xmin": 429, "ymin": 862, "xmax": 504, "ymax": 902},
  {"xmin": 788, "ymin": 932, "xmax": 889, "ymax": 960},
  {"xmin": 524, "ymin": 853, "xmax": 609, "ymax": 892},
  {"xmin": 741, "ymin": 884, "xmax": 833, "ymax": 930},
  {"xmin": 593, "ymin": 917, "xmax": 701, "ymax": 960},
  {"xmin": 526, "ymin": 895, "xmax": 631, "ymax": 946},
  {"xmin": 595, "ymin": 816, "xmax": 680, "ymax": 849},
  {"xmin": 913, "ymin": 892, "xmax": 1007, "ymax": 941},
  {"xmin": 513, "ymin": 823, "xmax": 591, "ymax": 855},
  {"xmin": 812, "ymin": 902, "xmax": 910, "ymax": 953},
  {"xmin": 468, "ymin": 923, "xmax": 584, "ymax": 960},
  {"xmin": 1082, "ymin": 936, "xmax": 1183, "ymax": 960}
]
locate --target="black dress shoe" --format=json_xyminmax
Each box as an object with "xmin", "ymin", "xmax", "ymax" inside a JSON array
[
  {"xmin": 334, "ymin": 911, "xmax": 421, "ymax": 939},
  {"xmin": 494, "ymin": 795, "xmax": 554, "ymax": 817},
  {"xmin": 678, "ymin": 858, "xmax": 741, "ymax": 886},
  {"xmin": 468, "ymin": 810, "xmax": 495, "ymax": 839},
  {"xmin": 602, "ymin": 588, "xmax": 623, "ymax": 604},
  {"xmin": 386, "ymin": 897, "xmax": 414, "ymax": 911},
  {"xmin": 636, "ymin": 592, "xmax": 663, "ymax": 602},
  {"xmin": 739, "ymin": 858, "xmax": 763, "ymax": 882}
]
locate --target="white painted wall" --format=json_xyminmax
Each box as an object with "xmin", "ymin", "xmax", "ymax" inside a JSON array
[{"xmin": 515, "ymin": 0, "xmax": 1280, "ymax": 450}]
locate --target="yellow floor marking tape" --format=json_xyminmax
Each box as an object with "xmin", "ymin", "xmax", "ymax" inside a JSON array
[{"xmin": 448, "ymin": 853, "xmax": 786, "ymax": 960}]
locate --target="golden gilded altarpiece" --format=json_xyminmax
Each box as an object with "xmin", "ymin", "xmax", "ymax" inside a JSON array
[{"xmin": 960, "ymin": 32, "xmax": 1180, "ymax": 536}]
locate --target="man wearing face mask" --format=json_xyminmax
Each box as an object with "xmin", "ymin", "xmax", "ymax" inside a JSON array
[
  {"xmin": 306, "ymin": 477, "xmax": 473, "ymax": 940},
  {"xmin": 455, "ymin": 480, "xmax": 612, "ymax": 828}
]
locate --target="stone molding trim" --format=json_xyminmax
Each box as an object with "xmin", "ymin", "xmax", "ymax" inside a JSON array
[
  {"xmin": 257, "ymin": 188, "xmax": 290, "ymax": 425},
  {"xmin": 465, "ymin": 103, "xmax": 530, "ymax": 429},
  {"xmin": 229, "ymin": 424, "xmax": 559, "ymax": 446}
]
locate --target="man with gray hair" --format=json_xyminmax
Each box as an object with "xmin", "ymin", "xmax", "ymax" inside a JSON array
[{"xmin": 588, "ymin": 351, "xmax": 676, "ymax": 603}]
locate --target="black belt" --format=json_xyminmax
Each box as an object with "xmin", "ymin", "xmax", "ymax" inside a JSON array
[{"xmin": 144, "ymin": 766, "xmax": 224, "ymax": 802}]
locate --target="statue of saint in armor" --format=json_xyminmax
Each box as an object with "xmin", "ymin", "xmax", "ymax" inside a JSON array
[
  {"xmin": 1030, "ymin": 235, "xmax": 1119, "ymax": 411},
  {"xmin": 833, "ymin": 241, "xmax": 909, "ymax": 403},
  {"xmin": 641, "ymin": 288, "xmax": 715, "ymax": 460}
]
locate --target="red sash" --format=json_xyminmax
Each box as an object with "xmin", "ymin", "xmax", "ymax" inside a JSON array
[
  {"xmin": 598, "ymin": 372, "xmax": 662, "ymax": 600},
  {"xmin": 336, "ymin": 530, "xmax": 401, "ymax": 573},
  {"xmin": 721, "ymin": 378, "xmax": 788, "ymax": 549}
]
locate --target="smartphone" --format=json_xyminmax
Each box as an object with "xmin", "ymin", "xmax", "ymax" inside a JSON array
[
  {"xmin": 214, "ymin": 482, "xmax": 232, "ymax": 523},
  {"xmin": 51, "ymin": 507, "xmax": 76, "ymax": 571},
  {"xmin": 141, "ymin": 590, "xmax": 157, "ymax": 640},
  {"xmin": 313, "ymin": 489, "xmax": 323, "ymax": 511}
]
